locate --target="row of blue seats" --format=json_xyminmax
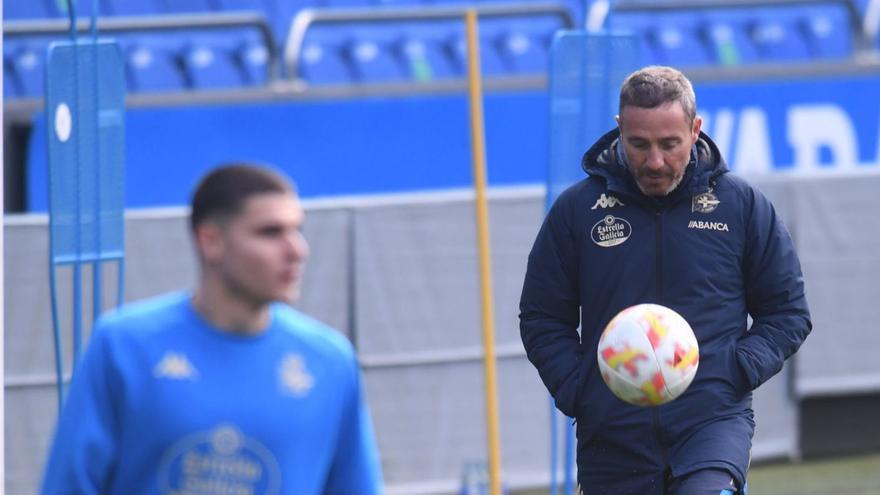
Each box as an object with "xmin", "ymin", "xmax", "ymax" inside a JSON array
[
  {"xmin": 2, "ymin": 3, "xmax": 863, "ymax": 97},
  {"xmin": 3, "ymin": 22, "xmax": 558, "ymax": 97},
  {"xmin": 6, "ymin": 0, "xmax": 583, "ymax": 45},
  {"xmin": 611, "ymin": 5, "xmax": 855, "ymax": 67},
  {"xmin": 4, "ymin": 32, "xmax": 270, "ymax": 97}
]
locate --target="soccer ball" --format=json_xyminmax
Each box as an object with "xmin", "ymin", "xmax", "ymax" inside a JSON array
[{"xmin": 597, "ymin": 304, "xmax": 699, "ymax": 406}]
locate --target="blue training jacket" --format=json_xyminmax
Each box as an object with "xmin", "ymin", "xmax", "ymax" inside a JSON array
[{"xmin": 519, "ymin": 129, "xmax": 811, "ymax": 489}]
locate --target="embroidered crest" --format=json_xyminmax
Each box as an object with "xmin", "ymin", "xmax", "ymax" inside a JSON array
[
  {"xmin": 692, "ymin": 191, "xmax": 720, "ymax": 213},
  {"xmin": 279, "ymin": 354, "xmax": 314, "ymax": 397}
]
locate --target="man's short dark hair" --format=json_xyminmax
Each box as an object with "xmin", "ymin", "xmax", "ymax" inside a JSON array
[
  {"xmin": 190, "ymin": 163, "xmax": 293, "ymax": 232},
  {"xmin": 619, "ymin": 66, "xmax": 697, "ymax": 124}
]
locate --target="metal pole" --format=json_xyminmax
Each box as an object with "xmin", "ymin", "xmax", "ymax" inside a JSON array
[{"xmin": 465, "ymin": 9, "xmax": 503, "ymax": 495}]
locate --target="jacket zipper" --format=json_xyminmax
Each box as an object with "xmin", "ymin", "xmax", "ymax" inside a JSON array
[
  {"xmin": 655, "ymin": 209, "xmax": 663, "ymax": 302},
  {"xmin": 653, "ymin": 208, "xmax": 668, "ymax": 465}
]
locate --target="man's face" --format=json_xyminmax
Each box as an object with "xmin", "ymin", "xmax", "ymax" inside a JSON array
[
  {"xmin": 203, "ymin": 192, "xmax": 310, "ymax": 305},
  {"xmin": 616, "ymin": 101, "xmax": 702, "ymax": 197}
]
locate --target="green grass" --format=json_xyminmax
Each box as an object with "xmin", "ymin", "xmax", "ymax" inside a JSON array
[
  {"xmin": 513, "ymin": 452, "xmax": 880, "ymax": 495},
  {"xmin": 747, "ymin": 453, "xmax": 880, "ymax": 495}
]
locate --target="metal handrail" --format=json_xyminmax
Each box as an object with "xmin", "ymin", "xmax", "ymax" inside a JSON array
[
  {"xmin": 282, "ymin": 2, "xmax": 576, "ymax": 83},
  {"xmin": 607, "ymin": 0, "xmax": 873, "ymax": 51},
  {"xmin": 3, "ymin": 12, "xmax": 279, "ymax": 82}
]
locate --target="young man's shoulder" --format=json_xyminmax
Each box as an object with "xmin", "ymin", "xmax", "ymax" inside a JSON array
[
  {"xmin": 270, "ymin": 304, "xmax": 356, "ymax": 361},
  {"xmin": 95, "ymin": 292, "xmax": 190, "ymax": 335}
]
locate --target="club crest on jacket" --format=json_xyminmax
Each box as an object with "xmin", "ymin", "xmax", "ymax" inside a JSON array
[{"xmin": 692, "ymin": 191, "xmax": 720, "ymax": 213}]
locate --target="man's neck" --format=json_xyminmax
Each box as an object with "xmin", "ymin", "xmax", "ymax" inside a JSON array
[{"xmin": 192, "ymin": 283, "xmax": 271, "ymax": 335}]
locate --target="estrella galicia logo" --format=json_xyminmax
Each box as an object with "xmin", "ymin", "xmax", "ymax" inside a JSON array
[
  {"xmin": 158, "ymin": 424, "xmax": 281, "ymax": 495},
  {"xmin": 692, "ymin": 191, "xmax": 720, "ymax": 213},
  {"xmin": 591, "ymin": 215, "xmax": 632, "ymax": 247}
]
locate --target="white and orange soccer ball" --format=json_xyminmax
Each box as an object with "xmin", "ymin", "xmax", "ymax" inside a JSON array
[{"xmin": 597, "ymin": 303, "xmax": 699, "ymax": 406}]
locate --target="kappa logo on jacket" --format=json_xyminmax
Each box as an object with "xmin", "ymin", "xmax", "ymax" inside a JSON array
[{"xmin": 591, "ymin": 193, "xmax": 625, "ymax": 210}]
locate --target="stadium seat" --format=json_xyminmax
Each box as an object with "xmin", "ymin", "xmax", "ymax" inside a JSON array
[
  {"xmin": 216, "ymin": 0, "xmax": 271, "ymax": 9},
  {"xmin": 496, "ymin": 31, "xmax": 547, "ymax": 74},
  {"xmin": 495, "ymin": 18, "xmax": 559, "ymax": 74},
  {"xmin": 371, "ymin": 0, "xmax": 422, "ymax": 6},
  {"xmin": 50, "ymin": 0, "xmax": 97, "ymax": 18},
  {"xmin": 4, "ymin": 63, "xmax": 19, "ymax": 98},
  {"xmin": 645, "ymin": 13, "xmax": 713, "ymax": 67},
  {"xmin": 297, "ymin": 35, "xmax": 353, "ymax": 84},
  {"xmin": 160, "ymin": 0, "xmax": 218, "ymax": 13},
  {"xmin": 181, "ymin": 42, "xmax": 247, "ymax": 89},
  {"xmin": 5, "ymin": 0, "xmax": 54, "ymax": 19},
  {"xmin": 446, "ymin": 33, "xmax": 508, "ymax": 77},
  {"xmin": 344, "ymin": 37, "xmax": 407, "ymax": 82},
  {"xmin": 103, "ymin": 0, "xmax": 162, "ymax": 16},
  {"xmin": 701, "ymin": 10, "xmax": 759, "ymax": 66},
  {"xmin": 750, "ymin": 14, "xmax": 811, "ymax": 62},
  {"xmin": 393, "ymin": 36, "xmax": 457, "ymax": 82},
  {"xmin": 123, "ymin": 38, "xmax": 187, "ymax": 92},
  {"xmin": 5, "ymin": 42, "xmax": 46, "ymax": 98},
  {"xmin": 607, "ymin": 12, "xmax": 664, "ymax": 66},
  {"xmin": 798, "ymin": 6, "xmax": 852, "ymax": 59},
  {"xmin": 322, "ymin": 0, "xmax": 372, "ymax": 7},
  {"xmin": 235, "ymin": 37, "xmax": 272, "ymax": 85}
]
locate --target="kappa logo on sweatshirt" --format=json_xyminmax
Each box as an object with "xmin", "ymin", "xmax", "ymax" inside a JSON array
[{"xmin": 154, "ymin": 352, "xmax": 199, "ymax": 380}]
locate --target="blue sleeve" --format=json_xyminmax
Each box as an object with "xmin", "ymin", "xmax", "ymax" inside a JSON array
[
  {"xmin": 519, "ymin": 193, "xmax": 583, "ymax": 417},
  {"xmin": 323, "ymin": 356, "xmax": 384, "ymax": 495},
  {"xmin": 40, "ymin": 324, "xmax": 121, "ymax": 494},
  {"xmin": 736, "ymin": 186, "xmax": 812, "ymax": 393}
]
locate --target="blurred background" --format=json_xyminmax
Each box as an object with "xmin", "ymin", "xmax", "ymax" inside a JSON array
[{"xmin": 3, "ymin": 0, "xmax": 880, "ymax": 493}]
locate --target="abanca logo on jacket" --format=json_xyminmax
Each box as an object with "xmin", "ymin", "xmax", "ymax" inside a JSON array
[{"xmin": 688, "ymin": 220, "xmax": 729, "ymax": 232}]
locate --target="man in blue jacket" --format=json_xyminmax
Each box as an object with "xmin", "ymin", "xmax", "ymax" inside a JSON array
[
  {"xmin": 520, "ymin": 66, "xmax": 811, "ymax": 494},
  {"xmin": 42, "ymin": 164, "xmax": 384, "ymax": 494}
]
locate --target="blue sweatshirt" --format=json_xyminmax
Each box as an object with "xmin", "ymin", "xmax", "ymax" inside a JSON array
[{"xmin": 41, "ymin": 292, "xmax": 383, "ymax": 495}]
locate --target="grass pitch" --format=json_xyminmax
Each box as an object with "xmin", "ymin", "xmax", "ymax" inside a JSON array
[{"xmin": 513, "ymin": 452, "xmax": 880, "ymax": 494}]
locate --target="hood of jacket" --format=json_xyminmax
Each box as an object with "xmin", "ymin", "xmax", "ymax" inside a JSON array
[{"xmin": 580, "ymin": 128, "xmax": 729, "ymax": 204}]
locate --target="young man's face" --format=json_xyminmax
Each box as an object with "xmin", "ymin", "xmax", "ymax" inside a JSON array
[
  {"xmin": 616, "ymin": 101, "xmax": 702, "ymax": 197},
  {"xmin": 204, "ymin": 192, "xmax": 310, "ymax": 305}
]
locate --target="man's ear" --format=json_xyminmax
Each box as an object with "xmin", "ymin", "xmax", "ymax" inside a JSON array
[
  {"xmin": 692, "ymin": 115, "xmax": 703, "ymax": 141},
  {"xmin": 195, "ymin": 223, "xmax": 224, "ymax": 263}
]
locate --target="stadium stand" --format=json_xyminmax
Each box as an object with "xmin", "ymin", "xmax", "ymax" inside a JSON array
[{"xmin": 4, "ymin": 0, "xmax": 875, "ymax": 94}]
